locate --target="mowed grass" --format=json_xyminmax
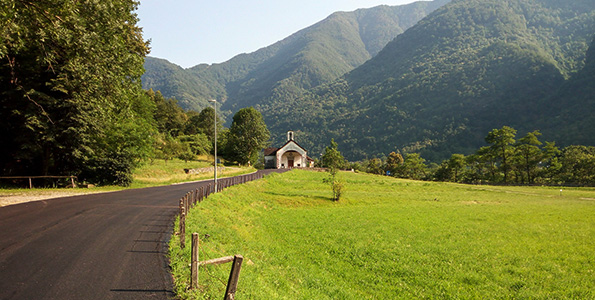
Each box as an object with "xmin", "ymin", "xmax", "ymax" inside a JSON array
[{"xmin": 170, "ymin": 170, "xmax": 595, "ymax": 299}]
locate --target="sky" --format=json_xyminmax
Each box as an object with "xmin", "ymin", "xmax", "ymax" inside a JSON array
[{"xmin": 137, "ymin": 0, "xmax": 419, "ymax": 68}]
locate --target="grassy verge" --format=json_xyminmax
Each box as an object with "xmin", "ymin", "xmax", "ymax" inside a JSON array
[{"xmin": 170, "ymin": 170, "xmax": 595, "ymax": 299}]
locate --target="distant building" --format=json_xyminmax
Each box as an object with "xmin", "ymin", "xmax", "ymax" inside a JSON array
[{"xmin": 264, "ymin": 131, "xmax": 314, "ymax": 169}]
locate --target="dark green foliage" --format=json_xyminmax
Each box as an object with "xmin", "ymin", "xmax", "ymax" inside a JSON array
[
  {"xmin": 147, "ymin": 89, "xmax": 188, "ymax": 136},
  {"xmin": 226, "ymin": 107, "xmax": 270, "ymax": 165},
  {"xmin": 184, "ymin": 106, "xmax": 223, "ymax": 143},
  {"xmin": 556, "ymin": 146, "xmax": 595, "ymax": 186},
  {"xmin": 0, "ymin": 0, "xmax": 152, "ymax": 186}
]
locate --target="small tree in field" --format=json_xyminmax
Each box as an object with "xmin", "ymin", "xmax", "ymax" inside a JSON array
[{"xmin": 321, "ymin": 139, "xmax": 345, "ymax": 201}]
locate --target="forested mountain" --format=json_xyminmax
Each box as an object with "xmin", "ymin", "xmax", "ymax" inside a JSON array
[
  {"xmin": 262, "ymin": 0, "xmax": 594, "ymax": 161},
  {"xmin": 142, "ymin": 0, "xmax": 450, "ymax": 113},
  {"xmin": 539, "ymin": 37, "xmax": 595, "ymax": 146}
]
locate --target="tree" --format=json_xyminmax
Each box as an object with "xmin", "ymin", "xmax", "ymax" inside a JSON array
[
  {"xmin": 185, "ymin": 106, "xmax": 223, "ymax": 143},
  {"xmin": 0, "ymin": 0, "xmax": 151, "ymax": 185},
  {"xmin": 398, "ymin": 153, "xmax": 428, "ymax": 180},
  {"xmin": 321, "ymin": 139, "xmax": 346, "ymax": 170},
  {"xmin": 148, "ymin": 89, "xmax": 188, "ymax": 136},
  {"xmin": 366, "ymin": 158, "xmax": 385, "ymax": 175},
  {"xmin": 321, "ymin": 139, "xmax": 346, "ymax": 201},
  {"xmin": 539, "ymin": 141, "xmax": 562, "ymax": 183},
  {"xmin": 485, "ymin": 126, "xmax": 517, "ymax": 183},
  {"xmin": 385, "ymin": 152, "xmax": 404, "ymax": 176},
  {"xmin": 557, "ymin": 146, "xmax": 595, "ymax": 185},
  {"xmin": 514, "ymin": 130, "xmax": 543, "ymax": 183},
  {"xmin": 226, "ymin": 107, "xmax": 270, "ymax": 165},
  {"xmin": 434, "ymin": 154, "xmax": 466, "ymax": 182},
  {"xmin": 178, "ymin": 134, "xmax": 212, "ymax": 156}
]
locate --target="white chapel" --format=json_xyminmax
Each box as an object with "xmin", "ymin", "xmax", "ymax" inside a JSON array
[{"xmin": 264, "ymin": 131, "xmax": 314, "ymax": 169}]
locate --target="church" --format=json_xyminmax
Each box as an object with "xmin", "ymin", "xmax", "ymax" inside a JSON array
[{"xmin": 264, "ymin": 131, "xmax": 314, "ymax": 169}]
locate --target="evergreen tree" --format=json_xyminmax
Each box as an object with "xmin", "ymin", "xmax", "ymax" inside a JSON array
[
  {"xmin": 485, "ymin": 126, "xmax": 517, "ymax": 183},
  {"xmin": 514, "ymin": 130, "xmax": 543, "ymax": 183}
]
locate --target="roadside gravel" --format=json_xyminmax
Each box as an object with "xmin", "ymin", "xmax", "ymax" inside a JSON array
[{"xmin": 0, "ymin": 190, "xmax": 104, "ymax": 207}]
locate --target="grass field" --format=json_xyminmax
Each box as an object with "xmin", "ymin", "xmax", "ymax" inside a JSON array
[
  {"xmin": 131, "ymin": 156, "xmax": 254, "ymax": 187},
  {"xmin": 170, "ymin": 170, "xmax": 595, "ymax": 299}
]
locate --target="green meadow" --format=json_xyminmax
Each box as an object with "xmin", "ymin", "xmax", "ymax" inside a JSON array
[{"xmin": 170, "ymin": 170, "xmax": 595, "ymax": 299}]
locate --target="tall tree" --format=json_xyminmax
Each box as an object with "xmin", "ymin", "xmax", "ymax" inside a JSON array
[
  {"xmin": 514, "ymin": 130, "xmax": 543, "ymax": 183},
  {"xmin": 185, "ymin": 106, "xmax": 223, "ymax": 143},
  {"xmin": 226, "ymin": 107, "xmax": 270, "ymax": 165},
  {"xmin": 0, "ymin": 0, "xmax": 151, "ymax": 185},
  {"xmin": 485, "ymin": 126, "xmax": 517, "ymax": 183}
]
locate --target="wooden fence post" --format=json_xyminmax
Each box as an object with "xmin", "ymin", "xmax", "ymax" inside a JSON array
[
  {"xmin": 180, "ymin": 208, "xmax": 186, "ymax": 249},
  {"xmin": 191, "ymin": 233, "xmax": 199, "ymax": 289},
  {"xmin": 224, "ymin": 255, "xmax": 244, "ymax": 300},
  {"xmin": 179, "ymin": 198, "xmax": 184, "ymax": 217}
]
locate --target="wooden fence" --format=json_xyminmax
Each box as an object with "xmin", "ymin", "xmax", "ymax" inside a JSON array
[
  {"xmin": 0, "ymin": 175, "xmax": 77, "ymax": 189},
  {"xmin": 176, "ymin": 171, "xmax": 263, "ymax": 298}
]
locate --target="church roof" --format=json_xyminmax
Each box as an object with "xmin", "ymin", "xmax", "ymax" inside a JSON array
[
  {"xmin": 278, "ymin": 139, "xmax": 307, "ymax": 153},
  {"xmin": 264, "ymin": 147, "xmax": 279, "ymax": 156},
  {"xmin": 264, "ymin": 139, "xmax": 308, "ymax": 157}
]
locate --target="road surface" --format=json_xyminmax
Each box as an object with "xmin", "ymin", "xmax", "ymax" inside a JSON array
[{"xmin": 0, "ymin": 169, "xmax": 284, "ymax": 299}]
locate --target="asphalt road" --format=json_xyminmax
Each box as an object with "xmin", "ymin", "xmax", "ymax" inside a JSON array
[{"xmin": 0, "ymin": 169, "xmax": 284, "ymax": 300}]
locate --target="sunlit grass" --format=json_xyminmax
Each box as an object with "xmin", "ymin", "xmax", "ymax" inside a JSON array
[
  {"xmin": 170, "ymin": 170, "xmax": 595, "ymax": 299},
  {"xmin": 131, "ymin": 157, "xmax": 254, "ymax": 187}
]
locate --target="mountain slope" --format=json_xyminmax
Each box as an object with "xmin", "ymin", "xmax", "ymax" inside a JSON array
[
  {"xmin": 262, "ymin": 0, "xmax": 595, "ymax": 161},
  {"xmin": 141, "ymin": 0, "xmax": 450, "ymax": 112},
  {"xmin": 540, "ymin": 35, "xmax": 595, "ymax": 145}
]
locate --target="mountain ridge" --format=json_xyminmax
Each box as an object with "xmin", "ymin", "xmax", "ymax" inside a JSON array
[
  {"xmin": 260, "ymin": 0, "xmax": 594, "ymax": 161},
  {"xmin": 142, "ymin": 0, "xmax": 451, "ymax": 113}
]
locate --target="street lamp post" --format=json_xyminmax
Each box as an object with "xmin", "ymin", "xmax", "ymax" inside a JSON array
[{"xmin": 209, "ymin": 99, "xmax": 218, "ymax": 192}]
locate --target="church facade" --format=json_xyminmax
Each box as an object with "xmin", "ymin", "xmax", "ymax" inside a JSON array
[{"xmin": 264, "ymin": 131, "xmax": 314, "ymax": 169}]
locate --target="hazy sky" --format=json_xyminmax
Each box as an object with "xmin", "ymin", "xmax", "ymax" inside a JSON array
[{"xmin": 137, "ymin": 0, "xmax": 419, "ymax": 68}]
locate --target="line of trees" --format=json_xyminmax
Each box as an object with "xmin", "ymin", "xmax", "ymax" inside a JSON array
[{"xmin": 356, "ymin": 126, "xmax": 595, "ymax": 186}]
